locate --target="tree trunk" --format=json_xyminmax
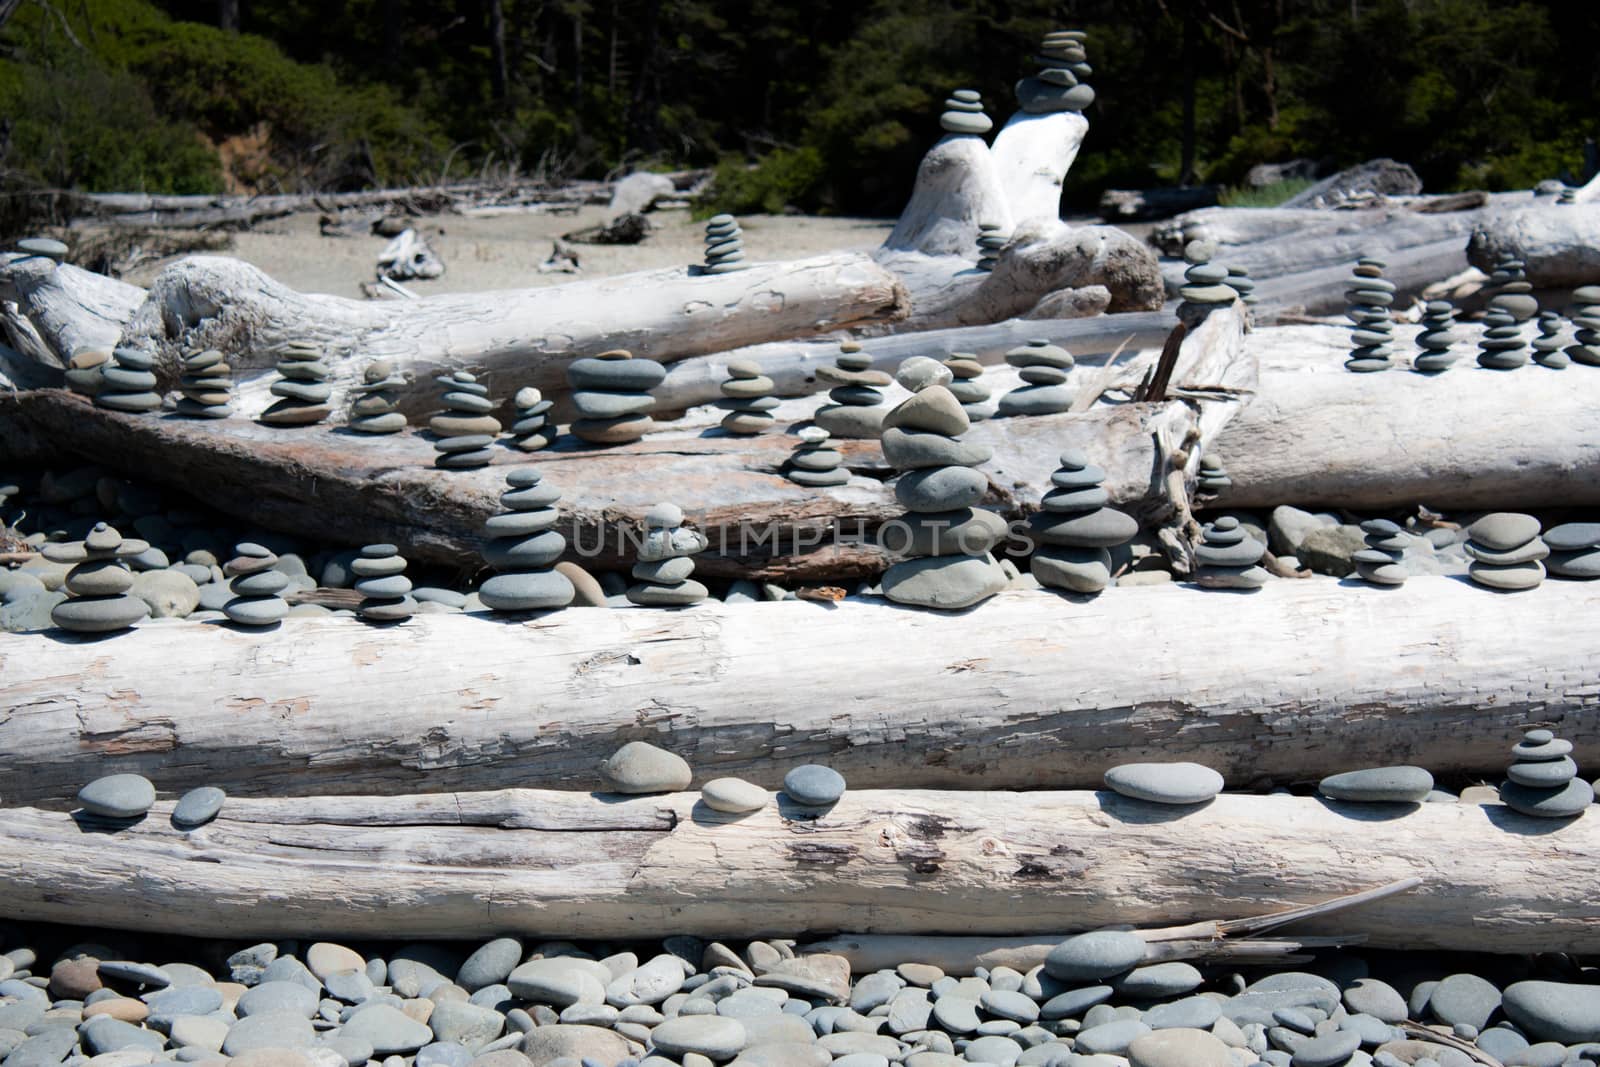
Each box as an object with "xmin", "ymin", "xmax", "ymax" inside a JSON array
[
  {"xmin": 1467, "ymin": 204, "xmax": 1600, "ymax": 288},
  {"xmin": 488, "ymin": 0, "xmax": 510, "ymax": 107},
  {"xmin": 218, "ymin": 0, "xmax": 239, "ymax": 32}
]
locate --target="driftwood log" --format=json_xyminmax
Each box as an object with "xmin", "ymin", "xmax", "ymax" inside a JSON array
[
  {"xmin": 1, "ymin": 787, "xmax": 1596, "ymax": 951},
  {"xmin": 2, "ymin": 576, "xmax": 1596, "ymax": 805},
  {"xmin": 1467, "ymin": 203, "xmax": 1600, "ymax": 288}
]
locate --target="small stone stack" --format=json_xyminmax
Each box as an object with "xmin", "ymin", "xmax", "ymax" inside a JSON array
[
  {"xmin": 1501, "ymin": 728, "xmax": 1593, "ymax": 819},
  {"xmin": 16, "ymin": 236, "xmax": 68, "ymax": 262},
  {"xmin": 479, "ymin": 467, "xmax": 574, "ymax": 613},
  {"xmin": 1177, "ymin": 242, "xmax": 1236, "ymax": 319},
  {"xmin": 1028, "ymin": 450, "xmax": 1137, "ymax": 595},
  {"xmin": 260, "ymin": 341, "xmax": 334, "ymax": 425},
  {"xmin": 174, "ymin": 349, "xmax": 233, "ymax": 419},
  {"xmin": 45, "ymin": 522, "xmax": 151, "ymax": 633},
  {"xmin": 96, "ymin": 347, "xmax": 162, "ymax": 413},
  {"xmin": 222, "ymin": 543, "xmax": 290, "ymax": 626},
  {"xmin": 1015, "ymin": 30, "xmax": 1093, "ymax": 114},
  {"xmin": 353, "ymin": 544, "xmax": 417, "ymax": 622},
  {"xmin": 1413, "ymin": 300, "xmax": 1459, "ymax": 372},
  {"xmin": 1225, "ymin": 267, "xmax": 1257, "ymax": 306},
  {"xmin": 1192, "ymin": 516, "xmax": 1269, "ymax": 590},
  {"xmin": 347, "ymin": 360, "xmax": 408, "ymax": 434},
  {"xmin": 813, "ymin": 342, "xmax": 890, "ymax": 439},
  {"xmin": 1353, "ymin": 518, "xmax": 1408, "ymax": 586},
  {"xmin": 701, "ymin": 215, "xmax": 748, "ymax": 274},
  {"xmin": 997, "ymin": 339, "xmax": 1073, "ymax": 416},
  {"xmin": 1344, "ymin": 258, "xmax": 1396, "ymax": 372},
  {"xmin": 785, "ymin": 426, "xmax": 848, "ymax": 487},
  {"xmin": 880, "ymin": 383, "xmax": 1007, "ymax": 610},
  {"xmin": 1487, "ymin": 257, "xmax": 1539, "ymax": 322},
  {"xmin": 628, "ymin": 503, "xmax": 709, "ymax": 607},
  {"xmin": 939, "ymin": 89, "xmax": 991, "ymax": 135},
  {"xmin": 1477, "ymin": 308, "xmax": 1528, "ymax": 369},
  {"xmin": 1531, "ymin": 311, "xmax": 1569, "ymax": 368},
  {"xmin": 1465, "ymin": 512, "xmax": 1547, "ymax": 591},
  {"xmin": 1545, "ymin": 522, "xmax": 1600, "ymax": 579},
  {"xmin": 1567, "ymin": 286, "xmax": 1600, "ymax": 366},
  {"xmin": 1195, "ymin": 455, "xmax": 1231, "ymax": 496},
  {"xmin": 510, "ymin": 386, "xmax": 554, "ymax": 451},
  {"xmin": 568, "ymin": 350, "xmax": 663, "ymax": 445},
  {"xmin": 65, "ymin": 347, "xmax": 110, "ymax": 397},
  {"xmin": 718, "ymin": 359, "xmax": 777, "ymax": 435},
  {"xmin": 943, "ymin": 351, "xmax": 990, "ymax": 420},
  {"xmin": 430, "ymin": 370, "xmax": 501, "ymax": 468},
  {"xmin": 975, "ymin": 223, "xmax": 1007, "ymax": 271}
]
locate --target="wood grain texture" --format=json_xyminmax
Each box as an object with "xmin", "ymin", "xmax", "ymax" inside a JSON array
[{"xmin": 1468, "ymin": 203, "xmax": 1600, "ymax": 288}]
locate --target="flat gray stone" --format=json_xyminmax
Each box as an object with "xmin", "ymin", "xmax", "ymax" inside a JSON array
[
  {"xmin": 600, "ymin": 741, "xmax": 692, "ymax": 794},
  {"xmin": 980, "ymin": 990, "xmax": 1039, "ymax": 1024},
  {"xmin": 783, "ymin": 765, "xmax": 845, "ymax": 807},
  {"xmin": 2, "ymin": 1028, "xmax": 78, "ymax": 1067},
  {"xmin": 651, "ymin": 1015, "xmax": 748, "ymax": 1060},
  {"xmin": 77, "ymin": 775, "xmax": 156, "ymax": 819},
  {"xmin": 171, "ymin": 787, "xmax": 225, "ymax": 829},
  {"xmin": 1343, "ymin": 980, "xmax": 1406, "ymax": 1024},
  {"xmin": 428, "ymin": 1001, "xmax": 506, "ymax": 1047},
  {"xmin": 238, "ymin": 981, "xmax": 318, "ymax": 1018},
  {"xmin": 507, "ymin": 961, "xmax": 606, "ymax": 1008},
  {"xmin": 1500, "ymin": 777, "xmax": 1594, "ymax": 818},
  {"xmin": 700, "ymin": 778, "xmax": 768, "ymax": 814},
  {"xmin": 1074, "ymin": 1020, "xmax": 1151, "ymax": 1056},
  {"xmin": 1467, "ymin": 513, "xmax": 1540, "ymax": 552},
  {"xmin": 222, "ymin": 1012, "xmax": 316, "ymax": 1055},
  {"xmin": 1318, "ymin": 767, "xmax": 1433, "ymax": 803},
  {"xmin": 1044, "ymin": 932, "xmax": 1145, "ymax": 982},
  {"xmin": 342, "ymin": 1004, "xmax": 435, "ymax": 1054},
  {"xmin": 1427, "ymin": 975, "xmax": 1499, "ymax": 1031},
  {"xmin": 1290, "ymin": 1031, "xmax": 1359, "ymax": 1067},
  {"xmin": 881, "ymin": 554, "xmax": 1007, "ymax": 610},
  {"xmin": 963, "ymin": 1035, "xmax": 1022, "ymax": 1066},
  {"xmin": 1114, "ymin": 963, "xmax": 1202, "ymax": 999},
  {"xmin": 1103, "ymin": 763, "xmax": 1223, "ymax": 806},
  {"xmin": 457, "ymin": 940, "xmax": 522, "ymax": 993},
  {"xmin": 1128, "ymin": 1028, "xmax": 1231, "ymax": 1067},
  {"xmin": 1142, "ymin": 998, "xmax": 1220, "ymax": 1031}
]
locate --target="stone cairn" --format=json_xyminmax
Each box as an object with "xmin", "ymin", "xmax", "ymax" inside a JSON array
[
  {"xmin": 1531, "ymin": 311, "xmax": 1569, "ymax": 369},
  {"xmin": 1501, "ymin": 727, "xmax": 1593, "ymax": 819},
  {"xmin": 1344, "ymin": 258, "xmax": 1395, "ymax": 372},
  {"xmin": 1176, "ymin": 241, "xmax": 1235, "ymax": 322},
  {"xmin": 95, "ymin": 347, "xmax": 162, "ymax": 413},
  {"xmin": 510, "ymin": 386, "xmax": 554, "ymax": 451},
  {"xmin": 879, "ymin": 372, "xmax": 1008, "ymax": 610},
  {"xmin": 975, "ymin": 223, "xmax": 1008, "ymax": 272},
  {"xmin": 16, "ymin": 236, "xmax": 68, "ymax": 262},
  {"xmin": 1015, "ymin": 30, "xmax": 1093, "ymax": 114},
  {"xmin": 222, "ymin": 542, "xmax": 290, "ymax": 626},
  {"xmin": 1028, "ymin": 450, "xmax": 1137, "ymax": 596},
  {"xmin": 260, "ymin": 341, "xmax": 333, "ymax": 426},
  {"xmin": 1487, "ymin": 257, "xmax": 1539, "ymax": 322},
  {"xmin": 64, "ymin": 347, "xmax": 109, "ymax": 397},
  {"xmin": 1545, "ymin": 522, "xmax": 1600, "ymax": 579},
  {"xmin": 430, "ymin": 370, "xmax": 500, "ymax": 468},
  {"xmin": 353, "ymin": 543, "xmax": 417, "ymax": 623},
  {"xmin": 45, "ymin": 522, "xmax": 151, "ymax": 633},
  {"xmin": 718, "ymin": 359, "xmax": 777, "ymax": 435},
  {"xmin": 347, "ymin": 360, "xmax": 408, "ymax": 434},
  {"xmin": 627, "ymin": 503, "xmax": 709, "ymax": 607},
  {"xmin": 1567, "ymin": 286, "xmax": 1600, "ymax": 365},
  {"xmin": 1465, "ymin": 512, "xmax": 1547, "ymax": 591},
  {"xmin": 174, "ymin": 349, "xmax": 233, "ymax": 419},
  {"xmin": 478, "ymin": 467, "xmax": 574, "ymax": 613},
  {"xmin": 943, "ymin": 351, "xmax": 990, "ymax": 421},
  {"xmin": 700, "ymin": 215, "xmax": 748, "ymax": 274},
  {"xmin": 1477, "ymin": 308, "xmax": 1528, "ymax": 369},
  {"xmin": 1224, "ymin": 266, "xmax": 1257, "ymax": 306},
  {"xmin": 997, "ymin": 339, "xmax": 1073, "ymax": 416},
  {"xmin": 1192, "ymin": 516, "xmax": 1269, "ymax": 590},
  {"xmin": 813, "ymin": 342, "xmax": 890, "ymax": 439},
  {"xmin": 939, "ymin": 89, "xmax": 991, "ymax": 135},
  {"xmin": 1353, "ymin": 518, "xmax": 1409, "ymax": 586},
  {"xmin": 784, "ymin": 426, "xmax": 848, "ymax": 487},
  {"xmin": 1413, "ymin": 300, "xmax": 1459, "ymax": 372},
  {"xmin": 568, "ymin": 349, "xmax": 663, "ymax": 445},
  {"xmin": 1195, "ymin": 454, "xmax": 1231, "ymax": 497}
]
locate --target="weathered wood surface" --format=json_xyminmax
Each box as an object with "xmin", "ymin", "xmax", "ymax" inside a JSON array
[
  {"xmin": 3, "ymin": 577, "xmax": 1597, "ymax": 806},
  {"xmin": 1, "ymin": 786, "xmax": 1596, "ymax": 950},
  {"xmin": 1245, "ymin": 237, "xmax": 1469, "ymax": 318},
  {"xmin": 1467, "ymin": 204, "xmax": 1600, "ymax": 288}
]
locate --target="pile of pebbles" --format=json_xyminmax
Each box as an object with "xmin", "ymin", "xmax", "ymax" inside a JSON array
[
  {"xmin": 1192, "ymin": 517, "xmax": 1268, "ymax": 590},
  {"xmin": 43, "ymin": 522, "xmax": 151, "ymax": 633},
  {"xmin": 942, "ymin": 353, "xmax": 990, "ymax": 420},
  {"xmin": 1531, "ymin": 312, "xmax": 1569, "ymax": 369},
  {"xmin": 96, "ymin": 348, "xmax": 163, "ymax": 414},
  {"xmin": 510, "ymin": 388, "xmax": 555, "ymax": 452},
  {"xmin": 699, "ymin": 216, "xmax": 748, "ymax": 274},
  {"xmin": 1412, "ymin": 301, "xmax": 1458, "ymax": 373},
  {"xmin": 1544, "ymin": 523, "xmax": 1600, "ymax": 579},
  {"xmin": 717, "ymin": 362, "xmax": 777, "ymax": 436},
  {"xmin": 568, "ymin": 351, "xmax": 663, "ymax": 446},
  {"xmin": 347, "ymin": 362, "xmax": 409, "ymax": 435},
  {"xmin": 430, "ymin": 372, "xmax": 501, "ymax": 469},
  {"xmin": 175, "ymin": 351, "xmax": 234, "ymax": 420},
  {"xmin": 1352, "ymin": 519, "xmax": 1408, "ymax": 586},
  {"xmin": 1015, "ymin": 29, "xmax": 1093, "ymax": 113},
  {"xmin": 939, "ymin": 89, "xmax": 991, "ymax": 135},
  {"xmin": 626, "ymin": 504, "xmax": 708, "ymax": 607},
  {"xmin": 478, "ymin": 468, "xmax": 574, "ymax": 614},
  {"xmin": 997, "ymin": 341, "xmax": 1073, "ymax": 417},
  {"xmin": 353, "ymin": 545, "xmax": 417, "ymax": 623},
  {"xmin": 1464, "ymin": 513, "xmax": 1546, "ymax": 591},
  {"xmin": 1501, "ymin": 727, "xmax": 1593, "ymax": 818},
  {"xmin": 813, "ymin": 343, "xmax": 890, "ymax": 440},
  {"xmin": 260, "ymin": 343, "xmax": 334, "ymax": 426},
  {"xmin": 975, "ymin": 224, "xmax": 1007, "ymax": 273},
  {"xmin": 1567, "ymin": 287, "xmax": 1600, "ymax": 365},
  {"xmin": 222, "ymin": 543, "xmax": 291, "ymax": 627},
  {"xmin": 1027, "ymin": 450, "xmax": 1135, "ymax": 596},
  {"xmin": 1344, "ymin": 258, "xmax": 1395, "ymax": 373},
  {"xmin": 783, "ymin": 427, "xmax": 849, "ymax": 488}
]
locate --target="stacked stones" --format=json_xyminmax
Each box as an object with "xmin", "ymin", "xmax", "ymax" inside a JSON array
[
  {"xmin": 628, "ymin": 503, "xmax": 709, "ymax": 607},
  {"xmin": 429, "ymin": 371, "xmax": 500, "ymax": 468},
  {"xmin": 700, "ymin": 215, "xmax": 748, "ymax": 274},
  {"xmin": 1465, "ymin": 512, "xmax": 1547, "ymax": 591},
  {"xmin": 1531, "ymin": 312, "xmax": 1569, "ymax": 368},
  {"xmin": 940, "ymin": 89, "xmax": 991, "ymax": 134},
  {"xmin": 1195, "ymin": 455, "xmax": 1231, "ymax": 496},
  {"xmin": 353, "ymin": 544, "xmax": 417, "ymax": 622},
  {"xmin": 222, "ymin": 543, "xmax": 290, "ymax": 626},
  {"xmin": 1193, "ymin": 516, "xmax": 1269, "ymax": 590},
  {"xmin": 718, "ymin": 359, "xmax": 777, "ymax": 435},
  {"xmin": 260, "ymin": 341, "xmax": 334, "ymax": 425},
  {"xmin": 510, "ymin": 386, "xmax": 554, "ymax": 450},
  {"xmin": 1487, "ymin": 257, "xmax": 1539, "ymax": 322},
  {"xmin": 1567, "ymin": 286, "xmax": 1600, "ymax": 365},
  {"xmin": 568, "ymin": 350, "xmax": 663, "ymax": 445},
  {"xmin": 1354, "ymin": 518, "xmax": 1409, "ymax": 586},
  {"xmin": 478, "ymin": 467, "xmax": 574, "ymax": 613},
  {"xmin": 997, "ymin": 339, "xmax": 1073, "ymax": 416},
  {"xmin": 174, "ymin": 349, "xmax": 233, "ymax": 418},
  {"xmin": 1545, "ymin": 522, "xmax": 1600, "ymax": 579},
  {"xmin": 45, "ymin": 522, "xmax": 151, "ymax": 633},
  {"xmin": 1413, "ymin": 300, "xmax": 1459, "ymax": 372},
  {"xmin": 813, "ymin": 342, "xmax": 890, "ymax": 439},
  {"xmin": 1501, "ymin": 728, "xmax": 1593, "ymax": 818},
  {"xmin": 1225, "ymin": 266, "xmax": 1257, "ymax": 306},
  {"xmin": 1177, "ymin": 242, "xmax": 1236, "ymax": 319},
  {"xmin": 785, "ymin": 426, "xmax": 848, "ymax": 487},
  {"xmin": 1028, "ymin": 450, "xmax": 1137, "ymax": 595},
  {"xmin": 346, "ymin": 360, "xmax": 408, "ymax": 434},
  {"xmin": 1015, "ymin": 30, "xmax": 1094, "ymax": 114},
  {"xmin": 943, "ymin": 351, "xmax": 991, "ymax": 420},
  {"xmin": 65, "ymin": 347, "xmax": 109, "ymax": 396},
  {"xmin": 879, "ymin": 378, "xmax": 1007, "ymax": 610},
  {"xmin": 1344, "ymin": 258, "xmax": 1395, "ymax": 372},
  {"xmin": 975, "ymin": 223, "xmax": 1008, "ymax": 271},
  {"xmin": 1477, "ymin": 308, "xmax": 1529, "ymax": 369},
  {"xmin": 95, "ymin": 347, "xmax": 162, "ymax": 413}
]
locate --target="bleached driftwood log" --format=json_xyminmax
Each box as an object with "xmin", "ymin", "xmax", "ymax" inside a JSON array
[
  {"xmin": 989, "ymin": 111, "xmax": 1088, "ymax": 225},
  {"xmin": 1467, "ymin": 204, "xmax": 1600, "ymax": 288},
  {"xmin": 883, "ymin": 134, "xmax": 1012, "ymax": 257},
  {"xmin": 3, "ymin": 577, "xmax": 1596, "ymax": 805},
  {"xmin": 1150, "ymin": 196, "xmax": 1531, "ymax": 257},
  {"xmin": 0, "ymin": 255, "xmax": 145, "ymax": 359},
  {"xmin": 2, "ymin": 786, "xmax": 1597, "ymax": 951},
  {"xmin": 1246, "ymin": 238, "xmax": 1469, "ymax": 318}
]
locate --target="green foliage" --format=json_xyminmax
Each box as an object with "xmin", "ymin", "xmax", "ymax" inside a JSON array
[
  {"xmin": 1218, "ymin": 178, "xmax": 1316, "ymax": 208},
  {"xmin": 701, "ymin": 147, "xmax": 825, "ymax": 216}
]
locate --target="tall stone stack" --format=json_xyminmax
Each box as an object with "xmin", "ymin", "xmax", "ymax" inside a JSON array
[
  {"xmin": 1195, "ymin": 455, "xmax": 1231, "ymax": 496},
  {"xmin": 1192, "ymin": 516, "xmax": 1269, "ymax": 590},
  {"xmin": 940, "ymin": 89, "xmax": 991, "ymax": 135},
  {"xmin": 784, "ymin": 426, "xmax": 849, "ymax": 487},
  {"xmin": 998, "ymin": 340, "xmax": 1074, "ymax": 416},
  {"xmin": 430, "ymin": 370, "xmax": 501, "ymax": 468},
  {"xmin": 1344, "ymin": 258, "xmax": 1395, "ymax": 372},
  {"xmin": 627, "ymin": 503, "xmax": 709, "ymax": 607},
  {"xmin": 700, "ymin": 215, "xmax": 748, "ymax": 274},
  {"xmin": 45, "ymin": 522, "xmax": 151, "ymax": 634},
  {"xmin": 1545, "ymin": 523, "xmax": 1600, "ymax": 579},
  {"xmin": 718, "ymin": 359, "xmax": 777, "ymax": 435},
  {"xmin": 1476, "ymin": 309, "xmax": 1528, "ymax": 370},
  {"xmin": 878, "ymin": 382, "xmax": 1007, "ymax": 610},
  {"xmin": 1567, "ymin": 287, "xmax": 1600, "ymax": 366},
  {"xmin": 1500, "ymin": 728, "xmax": 1593, "ymax": 819},
  {"xmin": 478, "ymin": 467, "xmax": 575, "ymax": 613},
  {"xmin": 1531, "ymin": 311, "xmax": 1569, "ymax": 369},
  {"xmin": 1487, "ymin": 257, "xmax": 1539, "ymax": 322},
  {"xmin": 1177, "ymin": 241, "xmax": 1236, "ymax": 321},
  {"xmin": 1028, "ymin": 450, "xmax": 1137, "ymax": 595},
  {"xmin": 1413, "ymin": 300, "xmax": 1459, "ymax": 372},
  {"xmin": 813, "ymin": 342, "xmax": 890, "ymax": 439},
  {"xmin": 1353, "ymin": 519, "xmax": 1409, "ymax": 586},
  {"xmin": 174, "ymin": 349, "xmax": 234, "ymax": 419},
  {"xmin": 1465, "ymin": 512, "xmax": 1546, "ymax": 591},
  {"xmin": 568, "ymin": 350, "xmax": 663, "ymax": 445},
  {"xmin": 1015, "ymin": 30, "xmax": 1094, "ymax": 114},
  {"xmin": 96, "ymin": 348, "xmax": 163, "ymax": 413},
  {"xmin": 975, "ymin": 223, "xmax": 1008, "ymax": 272},
  {"xmin": 260, "ymin": 341, "xmax": 334, "ymax": 426},
  {"xmin": 353, "ymin": 544, "xmax": 417, "ymax": 622},
  {"xmin": 510, "ymin": 387, "xmax": 555, "ymax": 451},
  {"xmin": 65, "ymin": 347, "xmax": 110, "ymax": 397},
  {"xmin": 943, "ymin": 352, "xmax": 990, "ymax": 420},
  {"xmin": 347, "ymin": 360, "xmax": 408, "ymax": 434},
  {"xmin": 221, "ymin": 543, "xmax": 290, "ymax": 627}
]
